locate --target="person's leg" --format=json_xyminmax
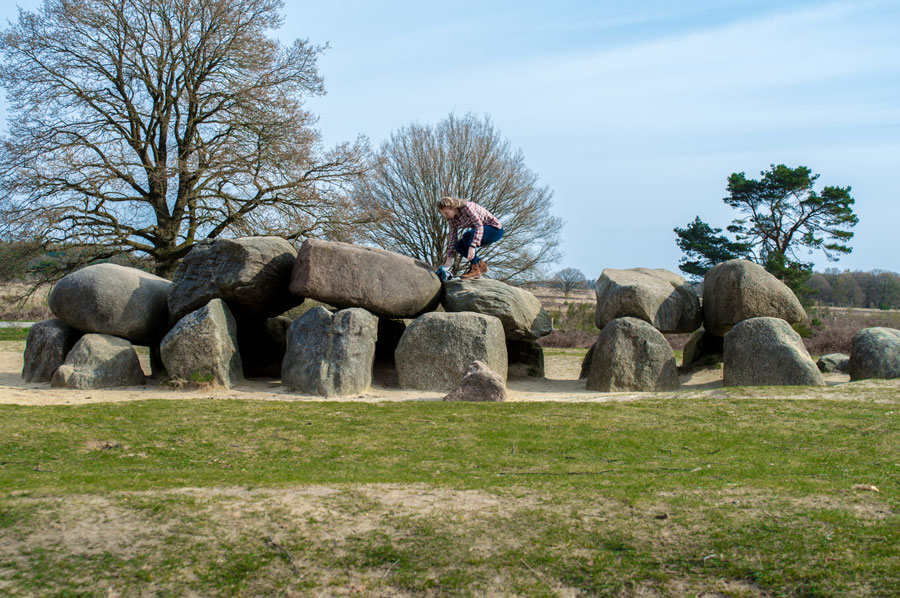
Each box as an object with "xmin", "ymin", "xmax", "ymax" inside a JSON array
[
  {"xmin": 455, "ymin": 229, "xmax": 476, "ymax": 260},
  {"xmin": 470, "ymin": 226, "xmax": 504, "ymax": 263}
]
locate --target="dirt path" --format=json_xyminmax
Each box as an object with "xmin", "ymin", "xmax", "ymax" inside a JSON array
[{"xmin": 0, "ymin": 344, "xmax": 857, "ymax": 406}]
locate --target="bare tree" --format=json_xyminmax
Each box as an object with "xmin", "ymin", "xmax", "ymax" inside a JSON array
[
  {"xmin": 353, "ymin": 113, "xmax": 562, "ymax": 281},
  {"xmin": 0, "ymin": 0, "xmax": 370, "ymax": 279},
  {"xmin": 553, "ymin": 267, "xmax": 587, "ymax": 297}
]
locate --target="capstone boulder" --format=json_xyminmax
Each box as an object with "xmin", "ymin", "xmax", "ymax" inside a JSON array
[
  {"xmin": 443, "ymin": 361, "xmax": 506, "ymax": 402},
  {"xmin": 168, "ymin": 236, "xmax": 301, "ymax": 322},
  {"xmin": 289, "ymin": 239, "xmax": 441, "ymax": 318},
  {"xmin": 49, "ymin": 263, "xmax": 170, "ymax": 345},
  {"xmin": 22, "ymin": 320, "xmax": 82, "ymax": 383},
  {"xmin": 50, "ymin": 334, "xmax": 145, "ymax": 389},
  {"xmin": 443, "ymin": 278, "xmax": 552, "ymax": 340},
  {"xmin": 594, "ymin": 268, "xmax": 702, "ymax": 333},
  {"xmin": 160, "ymin": 299, "xmax": 243, "ymax": 388},
  {"xmin": 849, "ymin": 327, "xmax": 900, "ymax": 381},
  {"xmin": 395, "ymin": 312, "xmax": 507, "ymax": 391},
  {"xmin": 282, "ymin": 307, "xmax": 377, "ymax": 396},
  {"xmin": 586, "ymin": 317, "xmax": 679, "ymax": 392},
  {"xmin": 702, "ymin": 260, "xmax": 806, "ymax": 336},
  {"xmin": 723, "ymin": 317, "xmax": 824, "ymax": 386}
]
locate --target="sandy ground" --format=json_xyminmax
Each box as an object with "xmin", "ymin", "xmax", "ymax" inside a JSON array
[{"xmin": 0, "ymin": 342, "xmax": 856, "ymax": 406}]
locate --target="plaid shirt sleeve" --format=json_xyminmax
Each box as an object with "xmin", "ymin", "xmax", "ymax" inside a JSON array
[
  {"xmin": 446, "ymin": 202, "xmax": 502, "ymax": 260},
  {"xmin": 446, "ymin": 219, "xmax": 459, "ymax": 260}
]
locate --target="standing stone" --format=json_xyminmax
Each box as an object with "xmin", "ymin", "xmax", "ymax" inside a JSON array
[
  {"xmin": 50, "ymin": 334, "xmax": 145, "ymax": 389},
  {"xmin": 443, "ymin": 361, "xmax": 506, "ymax": 402},
  {"xmin": 586, "ymin": 317, "xmax": 679, "ymax": 392},
  {"xmin": 817, "ymin": 353, "xmax": 850, "ymax": 374},
  {"xmin": 22, "ymin": 320, "xmax": 82, "ymax": 383},
  {"xmin": 849, "ymin": 327, "xmax": 900, "ymax": 381},
  {"xmin": 680, "ymin": 328, "xmax": 724, "ymax": 371},
  {"xmin": 237, "ymin": 316, "xmax": 291, "ymax": 378},
  {"xmin": 723, "ymin": 317, "xmax": 824, "ymax": 387},
  {"xmin": 702, "ymin": 260, "xmax": 806, "ymax": 336},
  {"xmin": 395, "ymin": 312, "xmax": 507, "ymax": 391},
  {"xmin": 443, "ymin": 278, "xmax": 552, "ymax": 340},
  {"xmin": 160, "ymin": 299, "xmax": 243, "ymax": 388},
  {"xmin": 49, "ymin": 263, "xmax": 170, "ymax": 345},
  {"xmin": 506, "ymin": 339, "xmax": 544, "ymax": 378},
  {"xmin": 282, "ymin": 307, "xmax": 378, "ymax": 396},
  {"xmin": 580, "ymin": 341, "xmax": 597, "ymax": 380},
  {"xmin": 594, "ymin": 268, "xmax": 702, "ymax": 333},
  {"xmin": 167, "ymin": 237, "xmax": 302, "ymax": 323},
  {"xmin": 288, "ymin": 239, "xmax": 441, "ymax": 318}
]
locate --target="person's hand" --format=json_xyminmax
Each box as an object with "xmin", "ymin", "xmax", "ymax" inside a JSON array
[{"xmin": 466, "ymin": 246, "xmax": 476, "ymax": 261}]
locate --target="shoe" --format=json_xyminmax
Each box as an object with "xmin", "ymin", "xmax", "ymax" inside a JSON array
[{"xmin": 460, "ymin": 260, "xmax": 488, "ymax": 280}]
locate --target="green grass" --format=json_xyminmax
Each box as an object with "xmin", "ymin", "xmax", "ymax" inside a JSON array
[
  {"xmin": 1, "ymin": 398, "xmax": 898, "ymax": 596},
  {"xmin": 0, "ymin": 326, "xmax": 29, "ymax": 341}
]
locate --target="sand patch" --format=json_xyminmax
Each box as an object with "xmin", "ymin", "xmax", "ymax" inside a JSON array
[{"xmin": 3, "ymin": 344, "xmax": 893, "ymax": 407}]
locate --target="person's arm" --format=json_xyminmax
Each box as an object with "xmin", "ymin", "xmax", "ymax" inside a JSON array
[{"xmin": 445, "ymin": 220, "xmax": 458, "ymax": 266}]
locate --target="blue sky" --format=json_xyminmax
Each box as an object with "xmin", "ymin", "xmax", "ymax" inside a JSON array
[{"xmin": 3, "ymin": 1, "xmax": 898, "ymax": 279}]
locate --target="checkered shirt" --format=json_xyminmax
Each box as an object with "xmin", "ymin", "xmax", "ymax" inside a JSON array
[{"xmin": 446, "ymin": 201, "xmax": 503, "ymax": 259}]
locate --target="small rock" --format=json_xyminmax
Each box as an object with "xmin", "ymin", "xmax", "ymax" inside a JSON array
[{"xmin": 443, "ymin": 361, "xmax": 506, "ymax": 402}]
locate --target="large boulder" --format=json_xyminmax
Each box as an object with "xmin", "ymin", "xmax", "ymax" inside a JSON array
[
  {"xmin": 817, "ymin": 353, "xmax": 850, "ymax": 374},
  {"xmin": 443, "ymin": 279, "xmax": 552, "ymax": 340},
  {"xmin": 443, "ymin": 361, "xmax": 506, "ymax": 402},
  {"xmin": 168, "ymin": 237, "xmax": 301, "ymax": 323},
  {"xmin": 50, "ymin": 334, "xmax": 145, "ymax": 389},
  {"xmin": 160, "ymin": 299, "xmax": 243, "ymax": 388},
  {"xmin": 506, "ymin": 339, "xmax": 544, "ymax": 378},
  {"xmin": 680, "ymin": 328, "xmax": 723, "ymax": 371},
  {"xmin": 395, "ymin": 312, "xmax": 507, "ymax": 391},
  {"xmin": 237, "ymin": 316, "xmax": 291, "ymax": 378},
  {"xmin": 702, "ymin": 260, "xmax": 806, "ymax": 336},
  {"xmin": 288, "ymin": 239, "xmax": 441, "ymax": 318},
  {"xmin": 594, "ymin": 268, "xmax": 702, "ymax": 333},
  {"xmin": 723, "ymin": 317, "xmax": 824, "ymax": 387},
  {"xmin": 22, "ymin": 320, "xmax": 82, "ymax": 383},
  {"xmin": 579, "ymin": 341, "xmax": 597, "ymax": 380},
  {"xmin": 282, "ymin": 307, "xmax": 378, "ymax": 396},
  {"xmin": 48, "ymin": 263, "xmax": 170, "ymax": 345},
  {"xmin": 586, "ymin": 317, "xmax": 679, "ymax": 392},
  {"xmin": 849, "ymin": 327, "xmax": 900, "ymax": 381}
]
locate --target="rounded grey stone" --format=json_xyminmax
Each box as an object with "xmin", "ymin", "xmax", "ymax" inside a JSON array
[
  {"xmin": 849, "ymin": 327, "xmax": 900, "ymax": 381},
  {"xmin": 586, "ymin": 317, "xmax": 679, "ymax": 392},
  {"xmin": 723, "ymin": 317, "xmax": 824, "ymax": 387},
  {"xmin": 395, "ymin": 312, "xmax": 507, "ymax": 391},
  {"xmin": 49, "ymin": 263, "xmax": 171, "ymax": 345}
]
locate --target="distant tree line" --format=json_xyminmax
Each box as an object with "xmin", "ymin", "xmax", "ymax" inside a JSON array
[{"xmin": 803, "ymin": 269, "xmax": 900, "ymax": 309}]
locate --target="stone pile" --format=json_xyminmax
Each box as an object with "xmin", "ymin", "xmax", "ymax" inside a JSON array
[
  {"xmin": 587, "ymin": 260, "xmax": 823, "ymax": 389},
  {"xmin": 23, "ymin": 241, "xmax": 899, "ymax": 396},
  {"xmin": 23, "ymin": 236, "xmax": 553, "ymax": 398}
]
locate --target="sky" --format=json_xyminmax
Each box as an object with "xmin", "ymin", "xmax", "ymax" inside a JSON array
[{"xmin": 2, "ymin": 0, "xmax": 898, "ymax": 280}]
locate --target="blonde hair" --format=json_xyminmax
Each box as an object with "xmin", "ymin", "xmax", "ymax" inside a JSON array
[{"xmin": 435, "ymin": 196, "xmax": 468, "ymax": 211}]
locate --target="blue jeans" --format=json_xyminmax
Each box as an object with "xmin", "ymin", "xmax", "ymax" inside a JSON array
[{"xmin": 455, "ymin": 226, "xmax": 504, "ymax": 263}]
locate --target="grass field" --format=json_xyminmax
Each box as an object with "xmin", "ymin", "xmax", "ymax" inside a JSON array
[{"xmin": 2, "ymin": 397, "xmax": 898, "ymax": 597}]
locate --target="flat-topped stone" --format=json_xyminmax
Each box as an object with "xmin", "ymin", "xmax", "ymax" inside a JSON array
[
  {"xmin": 443, "ymin": 278, "xmax": 552, "ymax": 340},
  {"xmin": 289, "ymin": 239, "xmax": 441, "ymax": 319},
  {"xmin": 594, "ymin": 268, "xmax": 702, "ymax": 333}
]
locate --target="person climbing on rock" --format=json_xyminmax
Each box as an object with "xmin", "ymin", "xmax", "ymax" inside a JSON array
[{"xmin": 434, "ymin": 196, "xmax": 504, "ymax": 281}]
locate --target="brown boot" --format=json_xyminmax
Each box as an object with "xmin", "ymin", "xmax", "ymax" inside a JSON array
[{"xmin": 460, "ymin": 260, "xmax": 488, "ymax": 280}]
